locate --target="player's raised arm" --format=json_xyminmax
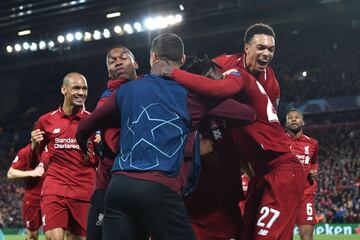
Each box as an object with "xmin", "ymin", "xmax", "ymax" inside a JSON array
[
  {"xmin": 173, "ymin": 68, "xmax": 247, "ymax": 97},
  {"xmin": 152, "ymin": 60, "xmax": 248, "ymax": 97}
]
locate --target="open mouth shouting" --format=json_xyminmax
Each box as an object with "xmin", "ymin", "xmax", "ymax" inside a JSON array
[{"xmin": 257, "ymin": 58, "xmax": 269, "ymax": 68}]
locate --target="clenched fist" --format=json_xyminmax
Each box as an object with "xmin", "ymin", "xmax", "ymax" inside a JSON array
[{"xmin": 31, "ymin": 129, "xmax": 45, "ymax": 152}]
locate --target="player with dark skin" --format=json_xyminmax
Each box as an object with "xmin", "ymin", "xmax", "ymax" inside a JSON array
[
  {"xmin": 285, "ymin": 110, "xmax": 319, "ymax": 240},
  {"xmin": 243, "ymin": 31, "xmax": 275, "ymax": 75},
  {"xmin": 87, "ymin": 46, "xmax": 142, "ymax": 240},
  {"xmin": 212, "ymin": 23, "xmax": 280, "ymax": 108}
]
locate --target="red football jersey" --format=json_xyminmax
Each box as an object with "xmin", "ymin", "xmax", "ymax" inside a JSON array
[
  {"xmin": 213, "ymin": 53, "xmax": 280, "ymax": 108},
  {"xmin": 287, "ymin": 133, "xmax": 319, "ymax": 195},
  {"xmin": 11, "ymin": 144, "xmax": 43, "ymax": 206},
  {"xmin": 171, "ymin": 68, "xmax": 301, "ymax": 175},
  {"xmin": 34, "ymin": 107, "xmax": 96, "ymax": 201}
]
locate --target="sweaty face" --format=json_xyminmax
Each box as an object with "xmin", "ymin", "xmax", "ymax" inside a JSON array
[
  {"xmin": 107, "ymin": 48, "xmax": 138, "ymax": 80},
  {"xmin": 285, "ymin": 111, "xmax": 304, "ymax": 134},
  {"xmin": 63, "ymin": 76, "xmax": 88, "ymax": 107},
  {"xmin": 244, "ymin": 34, "xmax": 275, "ymax": 74}
]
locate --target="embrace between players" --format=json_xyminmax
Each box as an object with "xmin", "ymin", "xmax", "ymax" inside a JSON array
[{"xmin": 8, "ymin": 23, "xmax": 318, "ymax": 240}]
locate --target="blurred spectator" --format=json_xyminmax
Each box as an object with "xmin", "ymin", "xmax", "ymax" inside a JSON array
[
  {"xmin": 0, "ymin": 173, "xmax": 24, "ymax": 228},
  {"xmin": 273, "ymin": 24, "xmax": 360, "ymax": 102},
  {"xmin": 307, "ymin": 123, "xmax": 360, "ymax": 223}
]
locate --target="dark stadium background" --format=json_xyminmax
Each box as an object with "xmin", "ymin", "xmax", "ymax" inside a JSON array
[{"xmin": 0, "ymin": 0, "xmax": 359, "ymax": 237}]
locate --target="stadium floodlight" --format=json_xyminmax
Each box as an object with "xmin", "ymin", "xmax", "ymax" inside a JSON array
[
  {"xmin": 93, "ymin": 30, "xmax": 101, "ymax": 40},
  {"xmin": 144, "ymin": 17, "xmax": 156, "ymax": 30},
  {"xmin": 166, "ymin": 15, "xmax": 176, "ymax": 25},
  {"xmin": 179, "ymin": 4, "xmax": 184, "ymax": 11},
  {"xmin": 133, "ymin": 22, "xmax": 142, "ymax": 32},
  {"xmin": 6, "ymin": 45, "xmax": 13, "ymax": 53},
  {"xmin": 66, "ymin": 33, "xmax": 74, "ymax": 42},
  {"xmin": 106, "ymin": 12, "xmax": 121, "ymax": 19},
  {"xmin": 6, "ymin": 12, "xmax": 184, "ymax": 55},
  {"xmin": 103, "ymin": 28, "xmax": 111, "ymax": 38},
  {"xmin": 18, "ymin": 29, "xmax": 31, "ymax": 36},
  {"xmin": 22, "ymin": 42, "xmax": 30, "ymax": 50},
  {"xmin": 75, "ymin": 32, "xmax": 83, "ymax": 40},
  {"xmin": 47, "ymin": 40, "xmax": 55, "ymax": 48},
  {"xmin": 57, "ymin": 35, "xmax": 65, "ymax": 43},
  {"xmin": 114, "ymin": 25, "xmax": 122, "ymax": 34},
  {"xmin": 154, "ymin": 16, "xmax": 167, "ymax": 29},
  {"xmin": 175, "ymin": 14, "xmax": 182, "ymax": 23},
  {"xmin": 14, "ymin": 44, "xmax": 22, "ymax": 52},
  {"xmin": 39, "ymin": 41, "xmax": 46, "ymax": 50},
  {"xmin": 29, "ymin": 42, "xmax": 37, "ymax": 51},
  {"xmin": 84, "ymin": 32, "xmax": 92, "ymax": 41},
  {"xmin": 123, "ymin": 24, "xmax": 134, "ymax": 34}
]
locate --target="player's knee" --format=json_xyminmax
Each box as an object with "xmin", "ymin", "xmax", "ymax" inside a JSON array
[
  {"xmin": 45, "ymin": 229, "xmax": 64, "ymax": 240},
  {"xmin": 45, "ymin": 232, "xmax": 54, "ymax": 240},
  {"xmin": 28, "ymin": 231, "xmax": 39, "ymax": 240},
  {"xmin": 26, "ymin": 236, "xmax": 37, "ymax": 240},
  {"xmin": 300, "ymin": 232, "xmax": 313, "ymax": 240},
  {"xmin": 26, "ymin": 229, "xmax": 38, "ymax": 239}
]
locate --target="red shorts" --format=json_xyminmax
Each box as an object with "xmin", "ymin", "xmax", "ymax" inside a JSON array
[
  {"xmin": 295, "ymin": 194, "xmax": 317, "ymax": 226},
  {"xmin": 41, "ymin": 195, "xmax": 90, "ymax": 236},
  {"xmin": 241, "ymin": 168, "xmax": 306, "ymax": 240},
  {"xmin": 22, "ymin": 201, "xmax": 42, "ymax": 231}
]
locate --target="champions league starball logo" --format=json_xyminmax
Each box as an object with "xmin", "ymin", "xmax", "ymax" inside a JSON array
[{"xmin": 119, "ymin": 103, "xmax": 186, "ymax": 170}]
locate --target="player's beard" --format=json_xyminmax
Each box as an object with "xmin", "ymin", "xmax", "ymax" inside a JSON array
[{"xmin": 287, "ymin": 126, "xmax": 302, "ymax": 135}]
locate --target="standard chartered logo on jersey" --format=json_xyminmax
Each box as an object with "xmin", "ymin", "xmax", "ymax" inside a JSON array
[{"xmin": 54, "ymin": 138, "xmax": 80, "ymax": 149}]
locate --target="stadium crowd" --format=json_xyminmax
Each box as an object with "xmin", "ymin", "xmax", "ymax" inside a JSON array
[
  {"xmin": 0, "ymin": 172, "xmax": 23, "ymax": 228},
  {"xmin": 308, "ymin": 123, "xmax": 360, "ymax": 224},
  {"xmin": 272, "ymin": 24, "xmax": 360, "ymax": 102}
]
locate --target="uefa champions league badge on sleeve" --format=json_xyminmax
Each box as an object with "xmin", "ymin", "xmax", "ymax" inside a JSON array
[
  {"xmin": 223, "ymin": 68, "xmax": 241, "ymax": 77},
  {"xmin": 229, "ymin": 71, "xmax": 241, "ymax": 77}
]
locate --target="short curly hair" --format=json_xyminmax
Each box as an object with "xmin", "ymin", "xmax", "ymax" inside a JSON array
[
  {"xmin": 244, "ymin": 23, "xmax": 275, "ymax": 44},
  {"xmin": 181, "ymin": 55, "xmax": 221, "ymax": 76}
]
